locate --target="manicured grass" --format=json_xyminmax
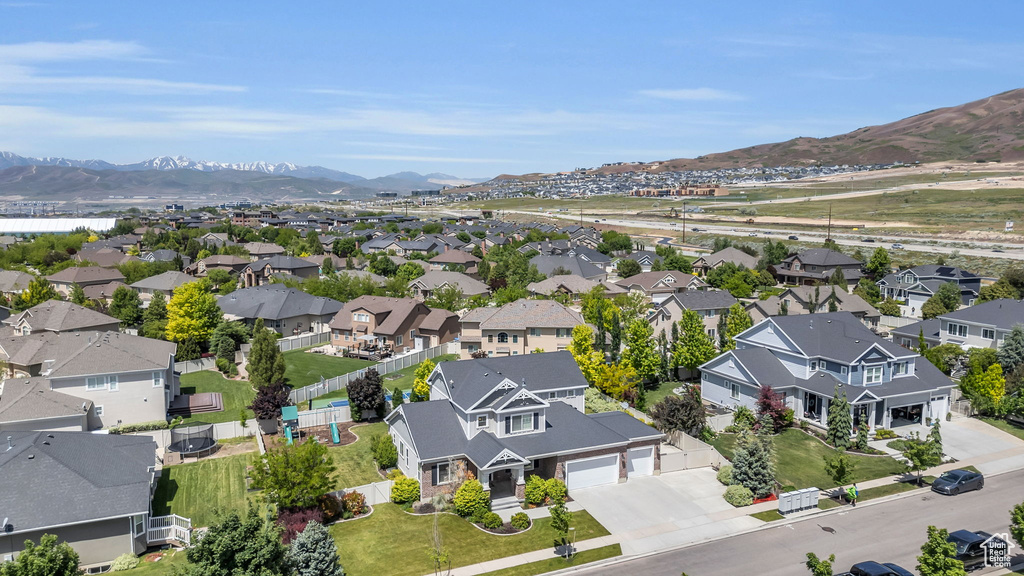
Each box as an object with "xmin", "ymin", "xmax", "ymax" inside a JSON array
[
  {"xmin": 330, "ymin": 503, "xmax": 610, "ymax": 576},
  {"xmin": 711, "ymin": 429, "xmax": 906, "ymax": 489},
  {"xmin": 645, "ymin": 380, "xmax": 687, "ymax": 408},
  {"xmin": 310, "ymin": 353, "xmax": 458, "ymax": 408},
  {"xmin": 151, "ymin": 453, "xmax": 254, "ymax": 528},
  {"xmin": 122, "ymin": 550, "xmax": 189, "ymax": 576},
  {"xmin": 327, "ymin": 421, "xmax": 388, "ymax": 490},
  {"xmin": 750, "ymin": 510, "xmax": 784, "ymax": 522},
  {"xmin": 477, "ymin": 544, "xmax": 623, "ymax": 576},
  {"xmin": 178, "ymin": 370, "xmax": 256, "ymax": 424},
  {"xmin": 979, "ymin": 417, "xmax": 1024, "ymax": 442},
  {"xmin": 283, "ymin": 348, "xmax": 373, "ymax": 389}
]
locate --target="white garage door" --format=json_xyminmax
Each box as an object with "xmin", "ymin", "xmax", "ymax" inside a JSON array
[
  {"xmin": 565, "ymin": 454, "xmax": 619, "ymax": 490},
  {"xmin": 627, "ymin": 446, "xmax": 654, "ymax": 477}
]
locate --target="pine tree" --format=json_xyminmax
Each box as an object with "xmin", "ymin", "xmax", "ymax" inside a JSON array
[
  {"xmin": 928, "ymin": 421, "xmax": 942, "ymax": 457},
  {"xmin": 998, "ymin": 325, "xmax": 1024, "ymax": 372},
  {"xmin": 826, "ymin": 385, "xmax": 852, "ymax": 449},
  {"xmin": 248, "ymin": 318, "xmax": 286, "ymax": 389},
  {"xmin": 108, "ymin": 285, "xmax": 143, "ymax": 327},
  {"xmin": 731, "ymin": 430, "xmax": 775, "ymax": 499},
  {"xmin": 855, "ymin": 412, "xmax": 869, "ymax": 451},
  {"xmin": 830, "ymin": 267, "xmax": 846, "ymax": 287},
  {"xmin": 657, "ymin": 329, "xmax": 670, "ymax": 382},
  {"xmin": 289, "ymin": 521, "xmax": 344, "ymax": 576},
  {"xmin": 70, "ymin": 283, "xmax": 87, "ymax": 305}
]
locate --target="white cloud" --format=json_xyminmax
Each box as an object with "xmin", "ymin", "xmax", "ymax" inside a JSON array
[
  {"xmin": 637, "ymin": 88, "xmax": 744, "ymax": 101},
  {"xmin": 0, "ymin": 39, "xmax": 147, "ymax": 62}
]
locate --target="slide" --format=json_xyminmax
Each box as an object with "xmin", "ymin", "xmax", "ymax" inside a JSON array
[
  {"xmin": 284, "ymin": 425, "xmax": 294, "ymax": 445},
  {"xmin": 330, "ymin": 422, "xmax": 341, "ymax": 444}
]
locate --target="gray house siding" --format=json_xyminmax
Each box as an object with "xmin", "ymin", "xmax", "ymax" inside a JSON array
[
  {"xmin": 0, "ymin": 516, "xmax": 140, "ymax": 567},
  {"xmin": 0, "ymin": 413, "xmax": 86, "ymax": 433},
  {"xmin": 50, "ymin": 366, "xmax": 174, "ymax": 429},
  {"xmin": 701, "ymin": 373, "xmax": 758, "ymax": 410}
]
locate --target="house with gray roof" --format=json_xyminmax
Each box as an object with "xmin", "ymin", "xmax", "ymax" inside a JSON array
[
  {"xmin": 328, "ymin": 295, "xmax": 459, "ymax": 353},
  {"xmin": 0, "ymin": 377, "xmax": 92, "ymax": 432},
  {"xmin": 649, "ymin": 289, "xmax": 737, "ymax": 342},
  {"xmin": 614, "ymin": 270, "xmax": 707, "ymax": 304},
  {"xmin": 45, "ymin": 266, "xmax": 126, "ymax": 297},
  {"xmin": 891, "ymin": 298, "xmax": 1024, "ymax": 351},
  {"xmin": 459, "ymin": 299, "xmax": 585, "ymax": 358},
  {"xmin": 747, "ymin": 285, "xmax": 881, "ymax": 328},
  {"xmin": 527, "ymin": 274, "xmax": 622, "ymax": 301},
  {"xmin": 0, "ymin": 270, "xmax": 33, "ymax": 299},
  {"xmin": 773, "ymin": 248, "xmax": 863, "ymax": 289},
  {"xmin": 4, "ymin": 300, "xmax": 119, "ymax": 336},
  {"xmin": 386, "ymin": 352, "xmax": 663, "ymax": 505},
  {"xmin": 877, "ymin": 265, "xmax": 981, "ymax": 318},
  {"xmin": 409, "ymin": 270, "xmax": 490, "ymax": 301},
  {"xmin": 429, "ymin": 249, "xmax": 481, "ymax": 274},
  {"xmin": 140, "ymin": 249, "xmax": 191, "ymax": 268},
  {"xmin": 239, "ymin": 255, "xmax": 320, "ymax": 288},
  {"xmin": 130, "ymin": 270, "xmax": 196, "ymax": 300},
  {"xmin": 530, "ymin": 254, "xmax": 607, "ymax": 281},
  {"xmin": 0, "ymin": 431, "xmax": 157, "ymax": 568},
  {"xmin": 219, "ymin": 284, "xmax": 343, "ymax": 335},
  {"xmin": 700, "ymin": 312, "xmax": 954, "ymax": 431},
  {"xmin": 691, "ymin": 247, "xmax": 759, "ymax": 277}
]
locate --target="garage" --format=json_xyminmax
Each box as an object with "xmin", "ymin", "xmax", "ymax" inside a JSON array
[
  {"xmin": 627, "ymin": 446, "xmax": 654, "ymax": 477},
  {"xmin": 565, "ymin": 454, "xmax": 619, "ymax": 490}
]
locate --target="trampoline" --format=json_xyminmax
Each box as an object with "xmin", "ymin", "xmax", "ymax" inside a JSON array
[{"xmin": 167, "ymin": 421, "xmax": 216, "ymax": 457}]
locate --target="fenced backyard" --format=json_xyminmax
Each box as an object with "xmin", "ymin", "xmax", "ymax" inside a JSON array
[{"xmin": 660, "ymin": 430, "xmax": 726, "ymax": 472}]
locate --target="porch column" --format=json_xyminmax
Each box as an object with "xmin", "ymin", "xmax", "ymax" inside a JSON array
[
  {"xmin": 821, "ymin": 398, "xmax": 830, "ymax": 428},
  {"xmin": 869, "ymin": 403, "xmax": 877, "ymax": 431},
  {"xmin": 481, "ymin": 470, "xmax": 491, "ymax": 492}
]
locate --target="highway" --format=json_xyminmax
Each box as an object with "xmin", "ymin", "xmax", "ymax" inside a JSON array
[{"xmin": 581, "ymin": 469, "xmax": 1024, "ymax": 576}]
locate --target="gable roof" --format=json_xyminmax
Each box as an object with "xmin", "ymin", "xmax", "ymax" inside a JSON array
[
  {"xmin": 750, "ymin": 312, "xmax": 908, "ymax": 363},
  {"xmin": 434, "ymin": 351, "xmax": 588, "ymax": 409},
  {"xmin": 529, "ymin": 254, "xmax": 605, "ymax": 279},
  {"xmin": 329, "ymin": 295, "xmax": 431, "ymax": 334},
  {"xmin": 527, "ymin": 274, "xmax": 602, "ymax": 296},
  {"xmin": 935, "ymin": 298, "xmax": 1024, "ymax": 330},
  {"xmin": 410, "ymin": 271, "xmax": 489, "ymax": 296},
  {"xmin": 45, "ymin": 266, "xmax": 125, "ymax": 285},
  {"xmin": 219, "ymin": 285, "xmax": 344, "ymax": 321},
  {"xmin": 0, "ymin": 269, "xmax": 33, "ymax": 293},
  {"xmin": 248, "ymin": 255, "xmax": 319, "ymax": 272},
  {"xmin": 429, "ymin": 250, "xmax": 481, "ymax": 265},
  {"xmin": 5, "ymin": 300, "xmax": 118, "ymax": 334},
  {"xmin": 130, "ymin": 271, "xmax": 196, "ymax": 292},
  {"xmin": 695, "ymin": 246, "xmax": 759, "ymax": 269},
  {"xmin": 784, "ymin": 248, "xmax": 861, "ymax": 267},
  {"xmin": 662, "ymin": 289, "xmax": 738, "ymax": 311},
  {"xmin": 43, "ymin": 331, "xmax": 176, "ymax": 378},
  {"xmin": 461, "ymin": 299, "xmax": 585, "ymax": 331},
  {"xmin": 615, "ymin": 270, "xmax": 702, "ymax": 291},
  {"xmin": 0, "ymin": 377, "xmax": 91, "ymax": 423}
]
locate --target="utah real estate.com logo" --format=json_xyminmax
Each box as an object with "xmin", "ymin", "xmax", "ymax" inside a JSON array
[{"xmin": 983, "ymin": 533, "xmax": 1016, "ymax": 569}]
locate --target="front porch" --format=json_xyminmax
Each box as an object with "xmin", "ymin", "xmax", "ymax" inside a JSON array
[{"xmin": 794, "ymin": 388, "xmax": 949, "ymax": 434}]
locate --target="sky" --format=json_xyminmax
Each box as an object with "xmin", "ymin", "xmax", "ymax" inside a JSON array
[{"xmin": 0, "ymin": 1, "xmax": 1022, "ymax": 179}]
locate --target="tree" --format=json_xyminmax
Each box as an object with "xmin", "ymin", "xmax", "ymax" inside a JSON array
[
  {"xmin": 249, "ymin": 382, "xmax": 290, "ymax": 421},
  {"xmin": 856, "ymin": 412, "xmax": 869, "ymax": 451},
  {"xmin": 902, "ymin": 432, "xmax": 942, "ymax": 485},
  {"xmin": 657, "ymin": 329, "xmax": 670, "ymax": 381},
  {"xmin": 69, "ymin": 283, "xmax": 86, "ymax": 305},
  {"xmin": 974, "ymin": 363, "xmax": 1006, "ymax": 405},
  {"xmin": 829, "ymin": 266, "xmax": 846, "ymax": 287},
  {"xmin": 181, "ymin": 506, "xmax": 291, "ymax": 576},
  {"xmin": 0, "ymin": 534, "xmax": 82, "ymax": 576},
  {"xmin": 731, "ymin": 430, "xmax": 775, "ymax": 499},
  {"xmin": 722, "ymin": 303, "xmax": 753, "ymax": 352},
  {"xmin": 211, "ymin": 320, "xmax": 248, "ymax": 363},
  {"xmin": 248, "ymin": 319, "xmax": 286, "ymax": 389},
  {"xmin": 144, "ymin": 290, "xmax": 168, "ymax": 323},
  {"xmin": 616, "ymin": 259, "xmax": 642, "ymax": 278},
  {"xmin": 569, "ymin": 325, "xmax": 603, "ymax": 385},
  {"xmin": 877, "ymin": 298, "xmax": 902, "ymax": 316},
  {"xmin": 672, "ymin": 311, "xmax": 717, "ymax": 373},
  {"xmin": 621, "ymin": 319, "xmax": 659, "ymax": 383},
  {"xmin": 289, "ymin": 520, "xmax": 343, "ymax": 576},
  {"xmin": 347, "ymin": 368, "xmax": 386, "ymax": 421},
  {"xmin": 922, "ymin": 282, "xmax": 962, "ymax": 319},
  {"xmin": 928, "ymin": 421, "xmax": 943, "ymax": 456},
  {"xmin": 826, "ymin": 385, "xmax": 852, "ymax": 449},
  {"xmin": 549, "ymin": 498, "xmax": 572, "ymax": 555},
  {"xmin": 108, "ymin": 285, "xmax": 143, "ymax": 327},
  {"xmin": 166, "ymin": 280, "xmax": 221, "ymax": 346},
  {"xmin": 1010, "ymin": 501, "xmax": 1024, "ymax": 550},
  {"xmin": 805, "ymin": 552, "xmax": 836, "ymax": 576},
  {"xmin": 755, "ymin": 385, "xmax": 788, "ymax": 433},
  {"xmin": 608, "ymin": 310, "xmax": 622, "ymax": 363},
  {"xmin": 823, "ymin": 451, "xmax": 856, "ymax": 493},
  {"xmin": 594, "ymin": 362, "xmax": 638, "ymax": 402},
  {"xmin": 412, "ymin": 358, "xmax": 436, "ymax": 402},
  {"xmin": 865, "ymin": 247, "xmax": 891, "ymax": 278},
  {"xmin": 18, "ymin": 277, "xmax": 61, "ymax": 310},
  {"xmin": 979, "ymin": 278, "xmax": 1019, "ymax": 302},
  {"xmin": 917, "ymin": 525, "xmax": 967, "ymax": 576},
  {"xmin": 251, "ymin": 438, "xmax": 337, "ymax": 510},
  {"xmin": 649, "ymin": 385, "xmax": 705, "ymax": 436},
  {"xmin": 424, "ymin": 284, "xmax": 464, "ymax": 312},
  {"xmin": 998, "ymin": 325, "xmax": 1024, "ymax": 372},
  {"xmin": 206, "ymin": 268, "xmax": 234, "ymax": 290}
]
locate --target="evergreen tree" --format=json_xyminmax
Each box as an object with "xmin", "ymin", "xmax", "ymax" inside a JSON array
[
  {"xmin": 826, "ymin": 385, "xmax": 852, "ymax": 449},
  {"xmin": 731, "ymin": 430, "xmax": 775, "ymax": 499},
  {"xmin": 779, "ymin": 299, "xmax": 789, "ymax": 316},
  {"xmin": 829, "ymin": 267, "xmax": 846, "ymax": 287},
  {"xmin": 289, "ymin": 521, "xmax": 344, "ymax": 576},
  {"xmin": 69, "ymin": 283, "xmax": 87, "ymax": 305},
  {"xmin": 722, "ymin": 303, "xmax": 753, "ymax": 352},
  {"xmin": 108, "ymin": 285, "xmax": 143, "ymax": 327},
  {"xmin": 865, "ymin": 247, "xmax": 891, "ymax": 278},
  {"xmin": 828, "ymin": 287, "xmax": 839, "ymax": 312},
  {"xmin": 916, "ymin": 526, "xmax": 967, "ymax": 576},
  {"xmin": 608, "ymin": 310, "xmax": 622, "ymax": 363},
  {"xmin": 248, "ymin": 318, "xmax": 286, "ymax": 389},
  {"xmin": 918, "ymin": 327, "xmax": 928, "ymax": 354},
  {"xmin": 657, "ymin": 329, "xmax": 670, "ymax": 382},
  {"xmin": 928, "ymin": 421, "xmax": 943, "ymax": 457},
  {"xmin": 998, "ymin": 325, "xmax": 1024, "ymax": 372},
  {"xmin": 855, "ymin": 412, "xmax": 869, "ymax": 451}
]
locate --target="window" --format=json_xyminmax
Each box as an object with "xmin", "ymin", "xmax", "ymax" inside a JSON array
[
  {"xmin": 529, "ymin": 328, "xmax": 540, "ymax": 337},
  {"xmin": 512, "ymin": 334, "xmax": 518, "ymax": 343},
  {"xmin": 893, "ymin": 362, "xmax": 907, "ymax": 376},
  {"xmin": 708, "ymin": 329, "xmax": 716, "ymax": 339},
  {"xmin": 410, "ymin": 329, "xmax": 416, "ymax": 339},
  {"xmin": 510, "ymin": 413, "xmax": 534, "ymax": 433},
  {"xmin": 133, "ymin": 515, "xmax": 145, "ymax": 537},
  {"xmin": 865, "ymin": 365, "xmax": 883, "ymax": 384},
  {"xmin": 86, "ymin": 377, "xmax": 104, "ymax": 391},
  {"xmin": 982, "ymin": 328, "xmax": 995, "ymax": 340},
  {"xmin": 728, "ymin": 380, "xmax": 740, "ymax": 400},
  {"xmin": 152, "ymin": 371, "xmax": 164, "ymax": 388},
  {"xmin": 353, "ymin": 312, "xmax": 370, "ymax": 323},
  {"xmin": 946, "ymin": 323, "xmax": 968, "ymax": 338},
  {"xmin": 901, "ymin": 338, "xmax": 912, "ymax": 347},
  {"xmin": 95, "ymin": 405, "xmax": 104, "ymax": 417},
  {"xmin": 436, "ymin": 463, "xmax": 452, "ymax": 484},
  {"xmin": 397, "ymin": 335, "xmax": 403, "ymax": 346},
  {"xmin": 487, "ymin": 334, "xmax": 494, "ymax": 343},
  {"xmin": 841, "ymin": 366, "xmax": 848, "ymax": 375},
  {"xmin": 467, "ymin": 345, "xmax": 476, "ymax": 353},
  {"xmin": 809, "ymin": 361, "xmax": 818, "ymax": 372},
  {"xmin": 497, "ymin": 332, "xmax": 509, "ymax": 343},
  {"xmin": 476, "ymin": 415, "xmax": 487, "ymax": 428},
  {"xmin": 107, "ymin": 376, "xmax": 118, "ymax": 392},
  {"xmin": 549, "ymin": 392, "xmax": 557, "ymax": 400},
  {"xmin": 512, "ymin": 351, "xmax": 518, "ymax": 355}
]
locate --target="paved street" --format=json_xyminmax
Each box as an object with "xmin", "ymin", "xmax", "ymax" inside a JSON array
[{"xmin": 581, "ymin": 469, "xmax": 1024, "ymax": 576}]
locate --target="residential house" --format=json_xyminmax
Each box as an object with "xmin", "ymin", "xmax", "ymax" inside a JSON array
[
  {"xmin": 0, "ymin": 431, "xmax": 157, "ymax": 569},
  {"xmin": 243, "ymin": 242, "xmax": 287, "ymax": 261},
  {"xmin": 429, "ymin": 250, "xmax": 481, "ymax": 274},
  {"xmin": 700, "ymin": 312, "xmax": 955, "ymax": 431},
  {"xmin": 691, "ymin": 247, "xmax": 760, "ymax": 277},
  {"xmin": 185, "ymin": 254, "xmax": 250, "ymax": 277},
  {"xmin": 0, "ymin": 377, "xmax": 92, "ymax": 432},
  {"xmin": 773, "ymin": 249, "xmax": 863, "ymax": 289},
  {"xmin": 409, "ymin": 271, "xmax": 490, "ymax": 301},
  {"xmin": 567, "ymin": 245, "xmax": 614, "ymax": 274},
  {"xmin": 530, "ymin": 254, "xmax": 607, "ymax": 281},
  {"xmin": 328, "ymin": 296, "xmax": 459, "ymax": 352},
  {"xmin": 199, "ymin": 232, "xmax": 237, "ymax": 248},
  {"xmin": 747, "ymin": 286, "xmax": 881, "ymax": 329},
  {"xmin": 519, "ymin": 240, "xmax": 572, "ymax": 256},
  {"xmin": 219, "ymin": 285, "xmax": 343, "ymax": 335},
  {"xmin": 527, "ymin": 275, "xmax": 625, "ymax": 301},
  {"xmin": 892, "ymin": 298, "xmax": 1024, "ymax": 351},
  {"xmin": 130, "ymin": 271, "xmax": 195, "ymax": 300},
  {"xmin": 75, "ymin": 248, "xmax": 139, "ymax": 268},
  {"xmin": 4, "ymin": 300, "xmax": 119, "ymax": 336},
  {"xmin": 877, "ymin": 265, "xmax": 982, "ymax": 318},
  {"xmin": 141, "ymin": 249, "xmax": 191, "ymax": 268},
  {"xmin": 45, "ymin": 267, "xmax": 125, "ymax": 297},
  {"xmin": 458, "ymin": 299, "xmax": 585, "ymax": 358},
  {"xmin": 621, "ymin": 250, "xmax": 663, "ymax": 273},
  {"xmin": 614, "ymin": 270, "xmax": 708, "ymax": 304},
  {"xmin": 239, "ymin": 255, "xmax": 320, "ymax": 288},
  {"xmin": 83, "ymin": 281, "xmax": 129, "ymax": 302},
  {"xmin": 0, "ymin": 270, "xmax": 33, "ymax": 300},
  {"xmin": 387, "ymin": 352, "xmax": 662, "ymax": 503},
  {"xmin": 649, "ymin": 289, "xmax": 737, "ymax": 341}
]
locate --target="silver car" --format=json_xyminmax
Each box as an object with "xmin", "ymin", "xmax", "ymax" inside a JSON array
[{"xmin": 931, "ymin": 469, "xmax": 984, "ymax": 495}]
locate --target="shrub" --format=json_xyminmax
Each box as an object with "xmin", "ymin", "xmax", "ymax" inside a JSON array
[
  {"xmin": 107, "ymin": 420, "xmax": 169, "ymax": 434},
  {"xmin": 453, "ymin": 479, "xmax": 490, "ymax": 518},
  {"xmin": 216, "ymin": 357, "xmax": 231, "ymax": 374},
  {"xmin": 873, "ymin": 428, "xmax": 897, "ymax": 440},
  {"xmin": 716, "ymin": 464, "xmax": 734, "ymax": 486},
  {"xmin": 482, "ymin": 512, "xmax": 503, "ymax": 530},
  {"xmin": 111, "ymin": 553, "xmax": 139, "ymax": 571},
  {"xmin": 370, "ymin": 434, "xmax": 398, "ymax": 469},
  {"xmin": 318, "ymin": 493, "xmax": 343, "ymax": 523},
  {"xmin": 733, "ymin": 406, "xmax": 756, "ymax": 428},
  {"xmin": 544, "ymin": 478, "xmax": 568, "ymax": 504},
  {"xmin": 723, "ymin": 484, "xmax": 754, "ymax": 507},
  {"xmin": 510, "ymin": 512, "xmax": 531, "ymax": 531},
  {"xmin": 277, "ymin": 507, "xmax": 325, "ymax": 544},
  {"xmin": 386, "ymin": 468, "xmax": 405, "ymax": 480},
  {"xmin": 524, "ymin": 475, "xmax": 546, "ymax": 505},
  {"xmin": 886, "ymin": 439, "xmax": 910, "ymax": 452},
  {"xmin": 390, "ymin": 476, "xmax": 420, "ymax": 504},
  {"xmin": 341, "ymin": 491, "xmax": 366, "ymax": 516}
]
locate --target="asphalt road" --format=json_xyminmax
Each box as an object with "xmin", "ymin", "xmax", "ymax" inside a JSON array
[{"xmin": 582, "ymin": 469, "xmax": 1024, "ymax": 576}]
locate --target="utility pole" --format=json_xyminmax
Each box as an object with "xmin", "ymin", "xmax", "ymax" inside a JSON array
[
  {"xmin": 682, "ymin": 201, "xmax": 687, "ymax": 243},
  {"xmin": 827, "ymin": 203, "xmax": 832, "ymax": 242}
]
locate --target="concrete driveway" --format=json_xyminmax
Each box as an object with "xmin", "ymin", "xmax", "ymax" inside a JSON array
[
  {"xmin": 940, "ymin": 417, "xmax": 1024, "ymax": 461},
  {"xmin": 569, "ymin": 468, "xmax": 761, "ymax": 555}
]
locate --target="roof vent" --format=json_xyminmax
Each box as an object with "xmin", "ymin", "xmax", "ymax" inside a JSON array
[
  {"xmin": 27, "ymin": 454, "xmax": 33, "ymax": 459},
  {"xmin": 5, "ymin": 436, "xmax": 11, "ymax": 451},
  {"xmin": 827, "ymin": 320, "xmax": 832, "ymax": 323},
  {"xmin": 42, "ymin": 441, "xmax": 49, "ymax": 446},
  {"xmin": 483, "ymin": 373, "xmax": 488, "ymax": 377}
]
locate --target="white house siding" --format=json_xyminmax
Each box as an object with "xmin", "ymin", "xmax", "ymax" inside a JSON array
[
  {"xmin": 49, "ymin": 367, "xmax": 173, "ymax": 429},
  {"xmin": 702, "ymin": 373, "xmax": 757, "ymax": 410},
  {"xmin": 389, "ymin": 417, "xmax": 420, "ymax": 480}
]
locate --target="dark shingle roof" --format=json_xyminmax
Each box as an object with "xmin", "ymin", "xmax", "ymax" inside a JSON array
[
  {"xmin": 760, "ymin": 312, "xmax": 908, "ymax": 363},
  {"xmin": 435, "ymin": 351, "xmax": 588, "ymax": 409},
  {"xmin": 936, "ymin": 299, "xmax": 1024, "ymax": 331},
  {"xmin": 218, "ymin": 285, "xmax": 343, "ymax": 321},
  {"xmin": 0, "ymin": 377, "xmax": 90, "ymax": 423}
]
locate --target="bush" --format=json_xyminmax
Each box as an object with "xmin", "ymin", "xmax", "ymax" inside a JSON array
[
  {"xmin": 341, "ymin": 491, "xmax": 366, "ymax": 516},
  {"xmin": 524, "ymin": 475, "xmax": 547, "ymax": 505},
  {"xmin": 386, "ymin": 468, "xmax": 405, "ymax": 480},
  {"xmin": 453, "ymin": 479, "xmax": 490, "ymax": 518},
  {"xmin": 544, "ymin": 478, "xmax": 568, "ymax": 504},
  {"xmin": 318, "ymin": 493, "xmax": 343, "ymax": 523},
  {"xmin": 277, "ymin": 507, "xmax": 324, "ymax": 544},
  {"xmin": 482, "ymin": 512, "xmax": 503, "ymax": 530},
  {"xmin": 733, "ymin": 406, "xmax": 756, "ymax": 429},
  {"xmin": 107, "ymin": 420, "xmax": 169, "ymax": 434},
  {"xmin": 510, "ymin": 512, "xmax": 531, "ymax": 531},
  {"xmin": 111, "ymin": 553, "xmax": 139, "ymax": 571},
  {"xmin": 585, "ymin": 387, "xmax": 623, "ymax": 413},
  {"xmin": 370, "ymin": 434, "xmax": 398, "ymax": 469},
  {"xmin": 723, "ymin": 484, "xmax": 754, "ymax": 507},
  {"xmin": 216, "ymin": 357, "xmax": 232, "ymax": 374},
  {"xmin": 874, "ymin": 428, "xmax": 897, "ymax": 440},
  {"xmin": 886, "ymin": 439, "xmax": 910, "ymax": 452},
  {"xmin": 390, "ymin": 476, "xmax": 420, "ymax": 504},
  {"xmin": 716, "ymin": 464, "xmax": 734, "ymax": 486}
]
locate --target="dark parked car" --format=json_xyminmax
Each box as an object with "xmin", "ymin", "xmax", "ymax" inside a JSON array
[
  {"xmin": 788, "ymin": 235, "xmax": 799, "ymax": 240},
  {"xmin": 947, "ymin": 529, "xmax": 1004, "ymax": 572},
  {"xmin": 931, "ymin": 469, "xmax": 984, "ymax": 495},
  {"xmin": 836, "ymin": 561, "xmax": 914, "ymax": 576},
  {"xmin": 862, "ymin": 237, "xmax": 876, "ymax": 243}
]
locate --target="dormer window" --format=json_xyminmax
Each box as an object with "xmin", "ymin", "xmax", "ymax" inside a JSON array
[
  {"xmin": 893, "ymin": 362, "xmax": 907, "ymax": 376},
  {"xmin": 810, "ymin": 361, "xmax": 818, "ymax": 372},
  {"xmin": 353, "ymin": 312, "xmax": 370, "ymax": 323},
  {"xmin": 476, "ymin": 415, "xmax": 488, "ymax": 428},
  {"xmin": 865, "ymin": 366, "xmax": 883, "ymax": 384}
]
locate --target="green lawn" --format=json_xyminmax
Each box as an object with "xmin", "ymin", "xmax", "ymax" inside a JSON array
[
  {"xmin": 750, "ymin": 510, "xmax": 784, "ymax": 522},
  {"xmin": 645, "ymin": 380, "xmax": 687, "ymax": 408},
  {"xmin": 310, "ymin": 353, "xmax": 458, "ymax": 409},
  {"xmin": 121, "ymin": 550, "xmax": 189, "ymax": 576},
  {"xmin": 712, "ymin": 429, "xmax": 906, "ymax": 489},
  {"xmin": 979, "ymin": 417, "xmax": 1024, "ymax": 442},
  {"xmin": 283, "ymin": 348, "xmax": 373, "ymax": 389},
  {"xmin": 327, "ymin": 421, "xmax": 388, "ymax": 490},
  {"xmin": 477, "ymin": 544, "xmax": 622, "ymax": 576},
  {"xmin": 151, "ymin": 453, "xmax": 254, "ymax": 528},
  {"xmin": 178, "ymin": 371, "xmax": 256, "ymax": 424},
  {"xmin": 330, "ymin": 504, "xmax": 610, "ymax": 576}
]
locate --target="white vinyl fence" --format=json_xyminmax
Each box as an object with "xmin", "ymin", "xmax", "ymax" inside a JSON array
[
  {"xmin": 288, "ymin": 342, "xmax": 458, "ymax": 404},
  {"xmin": 296, "ymin": 406, "xmax": 352, "ymax": 428},
  {"xmin": 275, "ymin": 330, "xmax": 331, "ymax": 352},
  {"xmin": 660, "ymin": 430, "xmax": 726, "ymax": 472},
  {"xmin": 878, "ymin": 315, "xmax": 919, "ymax": 330},
  {"xmin": 174, "ymin": 357, "xmax": 218, "ymax": 374},
  {"xmin": 333, "ymin": 480, "xmax": 393, "ymax": 506}
]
